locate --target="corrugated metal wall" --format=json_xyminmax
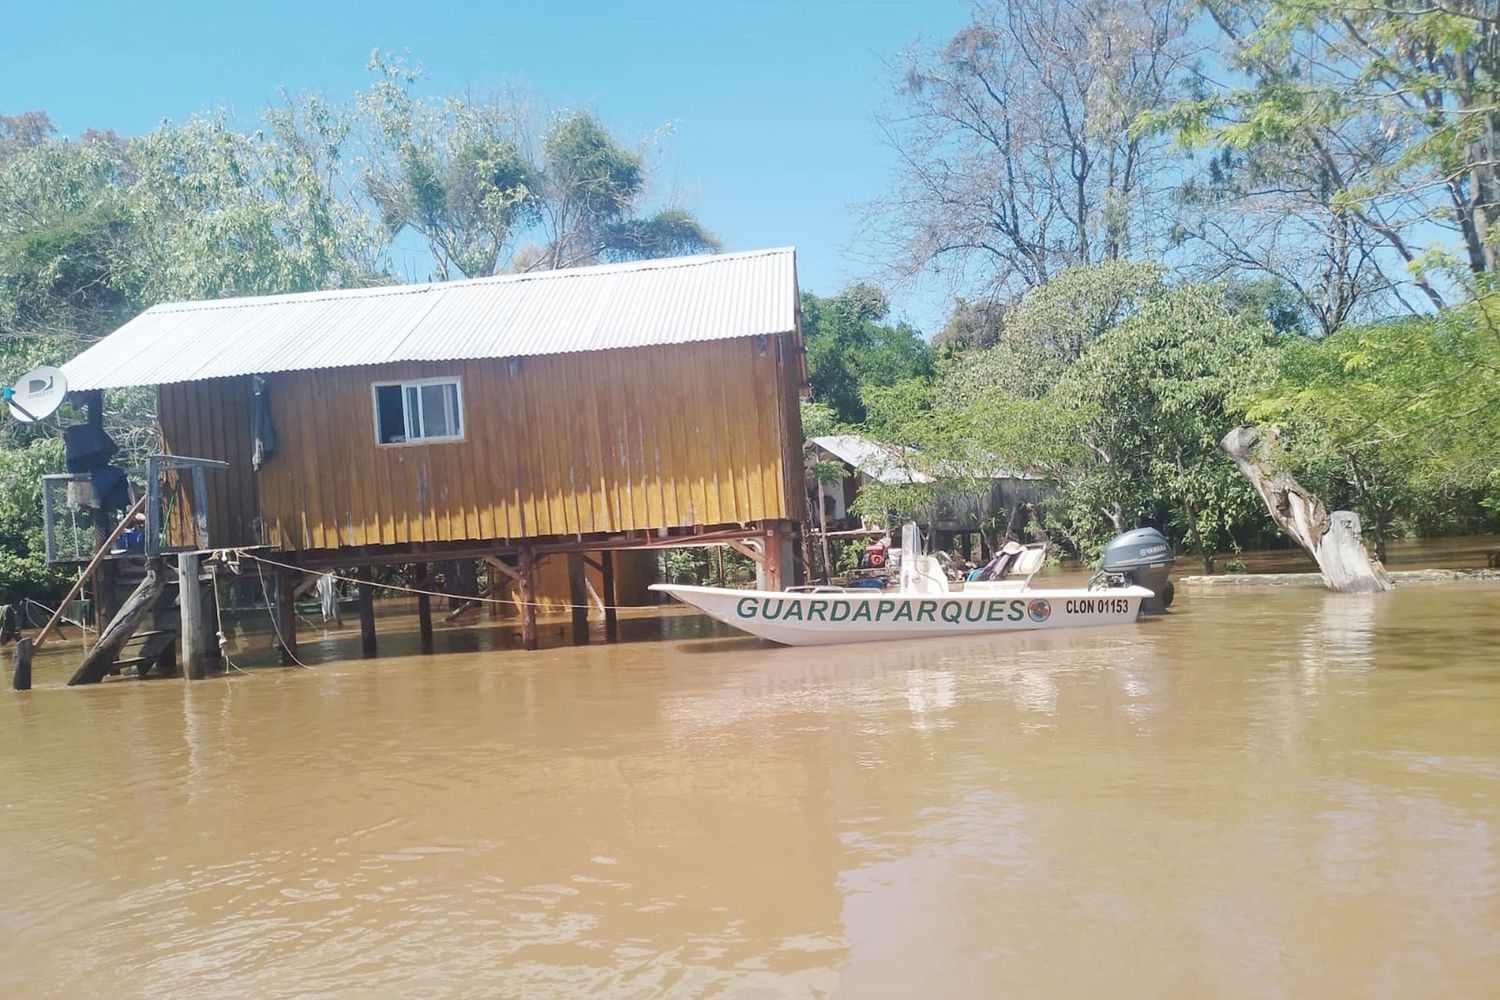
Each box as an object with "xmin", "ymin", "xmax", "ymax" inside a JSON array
[
  {"xmin": 157, "ymin": 376, "xmax": 260, "ymax": 548},
  {"xmin": 156, "ymin": 336, "xmax": 804, "ymax": 554}
]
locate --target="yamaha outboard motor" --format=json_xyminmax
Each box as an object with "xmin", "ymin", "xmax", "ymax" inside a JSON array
[{"xmin": 1101, "ymin": 527, "xmax": 1175, "ymax": 614}]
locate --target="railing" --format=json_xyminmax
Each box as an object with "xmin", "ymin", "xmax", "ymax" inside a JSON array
[{"xmin": 144, "ymin": 455, "xmax": 228, "ymax": 556}]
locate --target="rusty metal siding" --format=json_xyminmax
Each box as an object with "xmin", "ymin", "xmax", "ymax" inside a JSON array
[
  {"xmin": 156, "ymin": 377, "xmax": 259, "ymax": 548},
  {"xmin": 252, "ymin": 338, "xmax": 797, "ymax": 552}
]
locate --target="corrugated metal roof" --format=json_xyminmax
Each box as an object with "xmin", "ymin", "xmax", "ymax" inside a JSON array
[
  {"xmin": 811, "ymin": 434, "xmax": 1037, "ymax": 484},
  {"xmin": 811, "ymin": 435, "xmax": 933, "ymax": 484},
  {"xmin": 62, "ymin": 247, "xmax": 799, "ymax": 390}
]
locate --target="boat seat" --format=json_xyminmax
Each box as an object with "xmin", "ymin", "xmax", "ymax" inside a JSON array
[{"xmin": 962, "ymin": 544, "xmax": 1047, "ymax": 592}]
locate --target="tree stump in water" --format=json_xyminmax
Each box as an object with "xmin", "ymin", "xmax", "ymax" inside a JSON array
[
  {"xmin": 1222, "ymin": 426, "xmax": 1394, "ymax": 593},
  {"xmin": 68, "ymin": 563, "xmax": 169, "ymax": 685}
]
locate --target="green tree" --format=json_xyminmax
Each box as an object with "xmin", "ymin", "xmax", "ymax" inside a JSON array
[
  {"xmin": 802, "ymin": 284, "xmax": 933, "ymax": 424},
  {"xmin": 1040, "ymin": 283, "xmax": 1273, "ymax": 567},
  {"xmin": 1143, "ymin": 1, "xmax": 1500, "ymax": 308},
  {"xmin": 1246, "ymin": 306, "xmax": 1500, "ymax": 555},
  {"xmin": 0, "ymin": 438, "xmax": 69, "ymax": 604},
  {"xmin": 359, "ymin": 54, "xmax": 718, "ymax": 278},
  {"xmin": 874, "ymin": 0, "xmax": 1195, "ymax": 296}
]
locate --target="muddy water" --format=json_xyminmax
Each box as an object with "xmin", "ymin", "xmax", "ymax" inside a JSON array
[{"xmin": 3, "ymin": 581, "xmax": 1499, "ymax": 998}]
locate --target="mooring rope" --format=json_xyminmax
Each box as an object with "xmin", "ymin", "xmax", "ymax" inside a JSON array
[
  {"xmin": 252, "ymin": 561, "xmax": 311, "ymax": 669},
  {"xmin": 218, "ymin": 548, "xmax": 648, "ymax": 614}
]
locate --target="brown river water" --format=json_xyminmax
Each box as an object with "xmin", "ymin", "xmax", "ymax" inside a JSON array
[{"xmin": 3, "ymin": 566, "xmax": 1499, "ymax": 997}]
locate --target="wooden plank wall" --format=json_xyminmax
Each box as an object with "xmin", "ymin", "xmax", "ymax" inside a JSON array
[
  {"xmin": 157, "ymin": 376, "xmax": 259, "ymax": 548},
  {"xmin": 249, "ymin": 338, "xmax": 799, "ymax": 552}
]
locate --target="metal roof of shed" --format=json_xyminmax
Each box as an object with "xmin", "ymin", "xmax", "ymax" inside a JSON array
[{"xmin": 62, "ymin": 247, "xmax": 799, "ymax": 390}]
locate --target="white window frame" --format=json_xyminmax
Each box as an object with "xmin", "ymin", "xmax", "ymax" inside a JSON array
[{"xmin": 371, "ymin": 376, "xmax": 466, "ymax": 446}]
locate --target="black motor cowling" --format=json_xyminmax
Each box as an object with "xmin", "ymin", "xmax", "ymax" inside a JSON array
[{"xmin": 1101, "ymin": 527, "xmax": 1175, "ymax": 614}]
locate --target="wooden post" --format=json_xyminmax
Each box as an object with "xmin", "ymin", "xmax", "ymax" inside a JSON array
[
  {"xmin": 601, "ymin": 550, "xmax": 618, "ymax": 643},
  {"xmin": 356, "ymin": 567, "xmax": 377, "ymax": 658},
  {"xmin": 518, "ymin": 545, "xmax": 538, "ymax": 651},
  {"xmin": 12, "ymin": 638, "xmax": 32, "ymax": 691},
  {"xmin": 762, "ymin": 522, "xmax": 795, "ymax": 591},
  {"xmin": 68, "ymin": 561, "xmax": 167, "ymax": 685},
  {"xmin": 177, "ymin": 552, "xmax": 206, "ymax": 680},
  {"xmin": 567, "ymin": 550, "xmax": 589, "ymax": 645},
  {"xmin": 415, "ymin": 563, "xmax": 434, "ymax": 653},
  {"xmin": 276, "ymin": 566, "xmax": 299, "ymax": 665}
]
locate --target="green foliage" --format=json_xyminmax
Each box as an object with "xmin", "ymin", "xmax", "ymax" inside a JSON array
[
  {"xmin": 361, "ymin": 60, "xmax": 539, "ymax": 280},
  {"xmin": 1245, "ymin": 302, "xmax": 1500, "ymax": 547},
  {"xmin": 901, "ymin": 267, "xmax": 1275, "ymax": 567},
  {"xmin": 1142, "ymin": 1, "xmax": 1500, "ymax": 308},
  {"xmin": 1035, "ymin": 283, "xmax": 1273, "ymax": 566},
  {"xmin": 0, "ymin": 438, "xmax": 70, "ymax": 604},
  {"xmin": 802, "ymin": 284, "xmax": 933, "ymax": 423},
  {"xmin": 944, "ymin": 261, "xmax": 1167, "ymax": 404},
  {"xmin": 931, "ymin": 298, "xmax": 1005, "ymax": 357},
  {"xmin": 799, "ymin": 400, "xmax": 843, "ymax": 440},
  {"xmin": 664, "ymin": 546, "xmax": 755, "ymax": 586}
]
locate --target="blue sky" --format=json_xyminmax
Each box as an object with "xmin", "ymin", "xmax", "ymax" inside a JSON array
[{"xmin": 1, "ymin": 0, "xmax": 969, "ymax": 330}]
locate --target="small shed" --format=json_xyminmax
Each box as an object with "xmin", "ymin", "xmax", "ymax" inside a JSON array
[
  {"xmin": 58, "ymin": 248, "xmax": 808, "ymax": 654},
  {"xmin": 806, "ymin": 432, "xmax": 1040, "ymax": 538},
  {"xmin": 806, "ymin": 434, "xmax": 930, "ymax": 527}
]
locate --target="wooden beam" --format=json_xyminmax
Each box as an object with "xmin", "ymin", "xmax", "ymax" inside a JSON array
[
  {"xmin": 415, "ymin": 563, "xmax": 433, "ymax": 653},
  {"xmin": 601, "ymin": 550, "xmax": 618, "ymax": 643},
  {"xmin": 356, "ymin": 566, "xmax": 376, "ymax": 658},
  {"xmin": 567, "ymin": 550, "xmax": 589, "ymax": 645},
  {"xmin": 177, "ymin": 552, "xmax": 206, "ymax": 680},
  {"xmin": 34, "ymin": 493, "xmax": 148, "ymax": 649},
  {"xmin": 727, "ymin": 539, "xmax": 764, "ymax": 564},
  {"xmin": 483, "ymin": 554, "xmax": 521, "ymax": 583},
  {"xmin": 518, "ymin": 544, "xmax": 537, "ymax": 651},
  {"xmin": 292, "ymin": 573, "xmax": 321, "ymax": 601}
]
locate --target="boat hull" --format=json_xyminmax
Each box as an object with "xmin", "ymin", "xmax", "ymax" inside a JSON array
[{"xmin": 650, "ymin": 584, "xmax": 1155, "ymax": 646}]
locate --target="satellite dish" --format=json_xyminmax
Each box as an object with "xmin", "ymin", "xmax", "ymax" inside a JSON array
[{"xmin": 5, "ymin": 365, "xmax": 68, "ymax": 423}]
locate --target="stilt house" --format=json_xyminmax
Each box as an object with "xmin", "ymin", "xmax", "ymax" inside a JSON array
[{"xmin": 56, "ymin": 248, "xmax": 807, "ymax": 655}]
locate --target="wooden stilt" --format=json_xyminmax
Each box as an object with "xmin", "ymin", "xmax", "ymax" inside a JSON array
[
  {"xmin": 519, "ymin": 545, "xmax": 538, "ymax": 651},
  {"xmin": 177, "ymin": 552, "xmax": 206, "ymax": 680},
  {"xmin": 415, "ymin": 563, "xmax": 434, "ymax": 653},
  {"xmin": 12, "ymin": 638, "xmax": 32, "ymax": 691},
  {"xmin": 356, "ymin": 567, "xmax": 377, "ymax": 658},
  {"xmin": 275, "ymin": 566, "xmax": 299, "ymax": 665},
  {"xmin": 762, "ymin": 522, "xmax": 794, "ymax": 591},
  {"xmin": 601, "ymin": 550, "xmax": 618, "ymax": 643},
  {"xmin": 567, "ymin": 550, "xmax": 589, "ymax": 645}
]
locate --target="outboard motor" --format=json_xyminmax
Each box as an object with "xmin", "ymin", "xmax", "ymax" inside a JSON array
[{"xmin": 1100, "ymin": 527, "xmax": 1175, "ymax": 614}]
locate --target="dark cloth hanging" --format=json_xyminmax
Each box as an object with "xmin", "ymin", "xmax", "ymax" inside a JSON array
[
  {"xmin": 89, "ymin": 466, "xmax": 130, "ymax": 512},
  {"xmin": 63, "ymin": 423, "xmax": 118, "ymax": 473},
  {"xmin": 251, "ymin": 375, "xmax": 277, "ymax": 471}
]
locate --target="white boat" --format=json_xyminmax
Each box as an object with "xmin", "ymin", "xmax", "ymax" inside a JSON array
[{"xmin": 650, "ymin": 524, "xmax": 1158, "ymax": 647}]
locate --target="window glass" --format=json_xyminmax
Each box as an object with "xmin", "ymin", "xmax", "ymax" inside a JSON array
[
  {"xmin": 375, "ymin": 384, "xmax": 406, "ymax": 443},
  {"xmin": 405, "ymin": 386, "xmax": 423, "ymax": 439},
  {"xmin": 445, "ymin": 383, "xmax": 461, "ymax": 434},
  {"xmin": 421, "ymin": 383, "xmax": 451, "ymax": 438},
  {"xmin": 374, "ymin": 379, "xmax": 463, "ymax": 444}
]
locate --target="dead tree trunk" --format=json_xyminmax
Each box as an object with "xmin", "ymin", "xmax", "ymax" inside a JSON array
[
  {"xmin": 68, "ymin": 563, "xmax": 169, "ymax": 685},
  {"xmin": 1222, "ymin": 426, "xmax": 1394, "ymax": 593}
]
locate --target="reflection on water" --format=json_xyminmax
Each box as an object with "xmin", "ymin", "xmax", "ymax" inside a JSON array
[{"xmin": 3, "ymin": 582, "xmax": 1499, "ymax": 998}]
